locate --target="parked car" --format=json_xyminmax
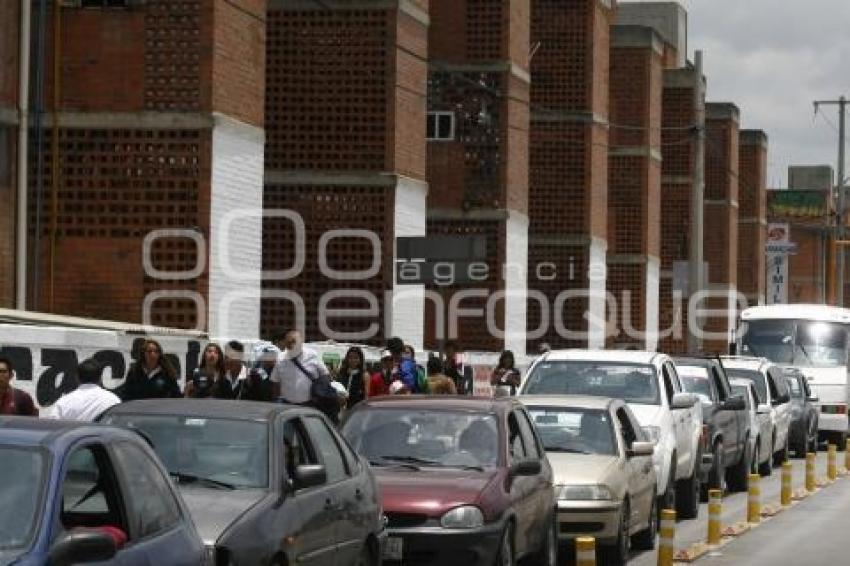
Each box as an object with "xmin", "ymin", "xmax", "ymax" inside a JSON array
[
  {"xmin": 0, "ymin": 416, "xmax": 205, "ymax": 566},
  {"xmin": 519, "ymin": 350, "xmax": 703, "ymax": 520},
  {"xmin": 522, "ymin": 395, "xmax": 657, "ymax": 565},
  {"xmin": 341, "ymin": 396, "xmax": 556, "ymax": 566},
  {"xmin": 102, "ymin": 399, "xmax": 385, "ymax": 566},
  {"xmin": 722, "ymin": 356, "xmax": 792, "ymax": 466},
  {"xmin": 782, "ymin": 366, "xmax": 819, "ymax": 456},
  {"xmin": 673, "ymin": 357, "xmax": 749, "ymax": 496},
  {"xmin": 730, "ymin": 378, "xmax": 774, "ymax": 475}
]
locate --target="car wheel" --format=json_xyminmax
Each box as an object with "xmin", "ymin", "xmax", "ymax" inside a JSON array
[
  {"xmin": 532, "ymin": 515, "xmax": 558, "ymax": 566},
  {"xmin": 495, "ymin": 523, "xmax": 515, "ymax": 566},
  {"xmin": 727, "ymin": 438, "xmax": 750, "ymax": 492},
  {"xmin": 759, "ymin": 438, "xmax": 774, "ymax": 477},
  {"xmin": 676, "ymin": 461, "xmax": 700, "ymax": 520},
  {"xmin": 603, "ymin": 501, "xmax": 630, "ymax": 566},
  {"xmin": 775, "ymin": 433, "xmax": 790, "ymax": 465},
  {"xmin": 658, "ymin": 456, "xmax": 676, "ymax": 520},
  {"xmin": 632, "ymin": 491, "xmax": 657, "ymax": 551},
  {"xmin": 808, "ymin": 421, "xmax": 819, "ymax": 453},
  {"xmin": 708, "ymin": 443, "xmax": 725, "ymax": 493}
]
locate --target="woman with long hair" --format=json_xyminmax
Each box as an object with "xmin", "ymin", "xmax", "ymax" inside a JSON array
[
  {"xmin": 490, "ymin": 350, "xmax": 521, "ymax": 397},
  {"xmin": 118, "ymin": 338, "xmax": 181, "ymax": 401},
  {"xmin": 186, "ymin": 343, "xmax": 227, "ymax": 398},
  {"xmin": 338, "ymin": 346, "xmax": 368, "ymax": 407}
]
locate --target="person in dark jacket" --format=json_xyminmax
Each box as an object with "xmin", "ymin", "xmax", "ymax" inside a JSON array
[
  {"xmin": 238, "ymin": 342, "xmax": 279, "ymax": 402},
  {"xmin": 443, "ymin": 340, "xmax": 474, "ymax": 395},
  {"xmin": 117, "ymin": 339, "xmax": 182, "ymax": 401},
  {"xmin": 186, "ymin": 343, "xmax": 227, "ymax": 398},
  {"xmin": 386, "ymin": 337, "xmax": 418, "ymax": 392},
  {"xmin": 337, "ymin": 346, "xmax": 368, "ymax": 407},
  {"xmin": 0, "ymin": 357, "xmax": 38, "ymax": 416},
  {"xmin": 490, "ymin": 350, "xmax": 521, "ymax": 397}
]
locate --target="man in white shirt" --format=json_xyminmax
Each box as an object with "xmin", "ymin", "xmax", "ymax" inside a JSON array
[
  {"xmin": 270, "ymin": 329, "xmax": 330, "ymax": 404},
  {"xmin": 49, "ymin": 359, "xmax": 121, "ymax": 421}
]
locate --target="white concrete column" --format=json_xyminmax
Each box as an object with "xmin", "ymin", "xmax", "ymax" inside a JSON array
[{"xmin": 504, "ymin": 211, "xmax": 529, "ymax": 358}]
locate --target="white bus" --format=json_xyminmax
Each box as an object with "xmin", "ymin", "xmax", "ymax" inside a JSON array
[{"xmin": 736, "ymin": 304, "xmax": 850, "ymax": 445}]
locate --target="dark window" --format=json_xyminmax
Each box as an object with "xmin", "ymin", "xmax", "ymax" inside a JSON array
[
  {"xmin": 615, "ymin": 408, "xmax": 637, "ymax": 449},
  {"xmin": 303, "ymin": 417, "xmax": 348, "ymax": 484},
  {"xmin": 661, "ymin": 364, "xmax": 676, "ymax": 405},
  {"xmin": 282, "ymin": 419, "xmax": 318, "ymax": 482},
  {"xmin": 80, "ymin": 0, "xmax": 130, "ymax": 7},
  {"xmin": 60, "ymin": 445, "xmax": 127, "ymax": 536},
  {"xmin": 427, "ymin": 112, "xmax": 455, "ymax": 141},
  {"xmin": 111, "ymin": 442, "xmax": 181, "ymax": 539}
]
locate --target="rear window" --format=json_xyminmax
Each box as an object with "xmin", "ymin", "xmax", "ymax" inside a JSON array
[
  {"xmin": 523, "ymin": 361, "xmax": 660, "ymax": 405},
  {"xmin": 726, "ymin": 369, "xmax": 767, "ymax": 402},
  {"xmin": 676, "ymin": 366, "xmax": 713, "ymax": 404}
]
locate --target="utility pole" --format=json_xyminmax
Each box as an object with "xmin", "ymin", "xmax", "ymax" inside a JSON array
[
  {"xmin": 688, "ymin": 50, "xmax": 706, "ymax": 352},
  {"xmin": 815, "ymin": 96, "xmax": 848, "ymax": 306}
]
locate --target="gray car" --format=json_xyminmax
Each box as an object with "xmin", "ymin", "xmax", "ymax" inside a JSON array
[{"xmin": 102, "ymin": 399, "xmax": 385, "ymax": 566}]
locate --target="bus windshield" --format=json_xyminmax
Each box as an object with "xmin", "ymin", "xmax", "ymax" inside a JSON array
[{"xmin": 740, "ymin": 319, "xmax": 848, "ymax": 368}]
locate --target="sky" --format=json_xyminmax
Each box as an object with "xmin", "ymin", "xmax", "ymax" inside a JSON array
[{"xmin": 630, "ymin": 0, "xmax": 850, "ymax": 187}]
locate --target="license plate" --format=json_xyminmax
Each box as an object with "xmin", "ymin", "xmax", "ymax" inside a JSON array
[{"xmin": 383, "ymin": 537, "xmax": 403, "ymax": 560}]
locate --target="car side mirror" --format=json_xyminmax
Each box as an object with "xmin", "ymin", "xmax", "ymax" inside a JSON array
[
  {"xmin": 627, "ymin": 441, "xmax": 654, "ymax": 458},
  {"xmin": 48, "ymin": 530, "xmax": 117, "ymax": 566},
  {"xmin": 722, "ymin": 395, "xmax": 746, "ymax": 411},
  {"xmin": 670, "ymin": 392, "xmax": 697, "ymax": 410},
  {"xmin": 509, "ymin": 459, "xmax": 542, "ymax": 477},
  {"xmin": 293, "ymin": 464, "xmax": 327, "ymax": 491},
  {"xmin": 757, "ymin": 404, "xmax": 771, "ymax": 415}
]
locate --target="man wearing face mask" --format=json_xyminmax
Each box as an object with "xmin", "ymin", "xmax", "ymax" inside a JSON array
[{"xmin": 270, "ymin": 329, "xmax": 331, "ymax": 405}]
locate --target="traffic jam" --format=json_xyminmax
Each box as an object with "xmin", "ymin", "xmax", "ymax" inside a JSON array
[{"xmin": 2, "ymin": 303, "xmax": 849, "ymax": 566}]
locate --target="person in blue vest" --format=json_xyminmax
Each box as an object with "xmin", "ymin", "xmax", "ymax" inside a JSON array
[{"xmin": 386, "ymin": 337, "xmax": 418, "ymax": 393}]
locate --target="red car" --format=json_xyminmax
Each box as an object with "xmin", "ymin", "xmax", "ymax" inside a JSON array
[{"xmin": 341, "ymin": 396, "xmax": 556, "ymax": 566}]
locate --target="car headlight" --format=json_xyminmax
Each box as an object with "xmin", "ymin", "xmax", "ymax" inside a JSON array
[
  {"xmin": 440, "ymin": 505, "xmax": 485, "ymax": 529},
  {"xmin": 556, "ymin": 484, "xmax": 614, "ymax": 501},
  {"xmin": 643, "ymin": 426, "xmax": 661, "ymax": 444}
]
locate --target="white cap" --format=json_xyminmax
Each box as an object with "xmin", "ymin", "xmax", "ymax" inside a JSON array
[{"xmin": 389, "ymin": 381, "xmax": 406, "ymax": 394}]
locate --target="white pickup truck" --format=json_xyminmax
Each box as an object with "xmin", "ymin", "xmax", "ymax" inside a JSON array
[{"xmin": 520, "ymin": 349, "xmax": 703, "ymax": 519}]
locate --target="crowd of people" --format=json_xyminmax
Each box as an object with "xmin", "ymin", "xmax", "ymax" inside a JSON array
[{"xmin": 0, "ymin": 328, "xmax": 523, "ymax": 424}]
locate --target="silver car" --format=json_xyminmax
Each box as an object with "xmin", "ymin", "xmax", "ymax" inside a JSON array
[
  {"xmin": 522, "ymin": 395, "xmax": 656, "ymax": 565},
  {"xmin": 731, "ymin": 379, "xmax": 773, "ymax": 475}
]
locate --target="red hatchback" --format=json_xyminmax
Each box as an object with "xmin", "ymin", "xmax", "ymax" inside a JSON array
[{"xmin": 341, "ymin": 396, "xmax": 556, "ymax": 566}]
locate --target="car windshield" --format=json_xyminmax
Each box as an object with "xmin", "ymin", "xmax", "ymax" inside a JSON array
[
  {"xmin": 727, "ymin": 369, "xmax": 767, "ymax": 403},
  {"xmin": 740, "ymin": 319, "xmax": 848, "ymax": 368},
  {"xmin": 0, "ymin": 447, "xmax": 45, "ymax": 551},
  {"xmin": 103, "ymin": 415, "xmax": 269, "ymax": 488},
  {"xmin": 526, "ymin": 407, "xmax": 616, "ymax": 456},
  {"xmin": 523, "ymin": 362, "xmax": 660, "ymax": 405},
  {"xmin": 676, "ymin": 366, "xmax": 713, "ymax": 404},
  {"xmin": 342, "ymin": 409, "xmax": 500, "ymax": 469},
  {"xmin": 731, "ymin": 385, "xmax": 753, "ymax": 409}
]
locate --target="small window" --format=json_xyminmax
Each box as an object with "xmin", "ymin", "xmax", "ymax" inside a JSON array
[
  {"xmin": 283, "ymin": 419, "xmax": 318, "ymax": 482},
  {"xmin": 661, "ymin": 365, "xmax": 676, "ymax": 405},
  {"xmin": 515, "ymin": 410, "xmax": 542, "ymax": 459},
  {"xmin": 111, "ymin": 442, "xmax": 181, "ymax": 539},
  {"xmin": 60, "ymin": 445, "xmax": 126, "ymax": 535},
  {"xmin": 507, "ymin": 413, "xmax": 527, "ymax": 462},
  {"xmin": 615, "ymin": 408, "xmax": 638, "ymax": 449},
  {"xmin": 303, "ymin": 417, "xmax": 348, "ymax": 484},
  {"xmin": 427, "ymin": 111, "xmax": 455, "ymax": 141}
]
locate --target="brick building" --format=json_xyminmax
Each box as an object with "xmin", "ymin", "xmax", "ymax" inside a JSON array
[
  {"xmin": 0, "ymin": 2, "xmax": 20, "ymax": 309},
  {"xmin": 606, "ymin": 25, "xmax": 664, "ymax": 350},
  {"xmin": 423, "ymin": 0, "xmax": 530, "ymax": 354},
  {"xmin": 262, "ymin": 1, "xmax": 429, "ymax": 346},
  {"xmin": 0, "ymin": 1, "xmax": 267, "ymax": 339},
  {"xmin": 737, "ymin": 129, "xmax": 768, "ymax": 306},
  {"xmin": 703, "ymin": 102, "xmax": 740, "ymax": 352},
  {"xmin": 527, "ymin": 0, "xmax": 615, "ymax": 351}
]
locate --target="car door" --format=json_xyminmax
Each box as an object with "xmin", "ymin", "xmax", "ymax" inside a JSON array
[
  {"xmin": 514, "ymin": 407, "xmax": 552, "ymax": 552},
  {"xmin": 710, "ymin": 366, "xmax": 737, "ymax": 462},
  {"xmin": 53, "ymin": 442, "xmax": 148, "ymax": 566},
  {"xmin": 109, "ymin": 440, "xmax": 203, "ymax": 566},
  {"xmin": 768, "ymin": 368, "xmax": 792, "ymax": 447},
  {"xmin": 301, "ymin": 414, "xmax": 369, "ymax": 566},
  {"xmin": 507, "ymin": 410, "xmax": 537, "ymax": 556},
  {"xmin": 662, "ymin": 362, "xmax": 691, "ymax": 472},
  {"xmin": 616, "ymin": 407, "xmax": 655, "ymax": 529},
  {"xmin": 279, "ymin": 417, "xmax": 338, "ymax": 566}
]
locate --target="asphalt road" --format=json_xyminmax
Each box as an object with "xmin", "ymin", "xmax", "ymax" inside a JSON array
[{"xmin": 560, "ymin": 451, "xmax": 837, "ymax": 565}]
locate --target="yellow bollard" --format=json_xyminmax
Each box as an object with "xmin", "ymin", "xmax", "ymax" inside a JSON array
[
  {"xmin": 707, "ymin": 489, "xmax": 722, "ymax": 545},
  {"xmin": 828, "ymin": 444, "xmax": 837, "ymax": 480},
  {"xmin": 575, "ymin": 536, "xmax": 596, "ymax": 566},
  {"xmin": 747, "ymin": 473, "xmax": 761, "ymax": 523},
  {"xmin": 657, "ymin": 509, "xmax": 676, "ymax": 566},
  {"xmin": 845, "ymin": 438, "xmax": 850, "ymax": 471},
  {"xmin": 806, "ymin": 452, "xmax": 816, "ymax": 491},
  {"xmin": 781, "ymin": 461, "xmax": 792, "ymax": 506}
]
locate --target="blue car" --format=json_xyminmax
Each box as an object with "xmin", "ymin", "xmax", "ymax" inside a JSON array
[{"xmin": 0, "ymin": 416, "xmax": 204, "ymax": 566}]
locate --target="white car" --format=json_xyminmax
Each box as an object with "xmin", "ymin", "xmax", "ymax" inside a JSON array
[
  {"xmin": 520, "ymin": 350, "xmax": 703, "ymax": 519},
  {"xmin": 730, "ymin": 378, "xmax": 774, "ymax": 476},
  {"xmin": 722, "ymin": 356, "xmax": 792, "ymax": 467}
]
